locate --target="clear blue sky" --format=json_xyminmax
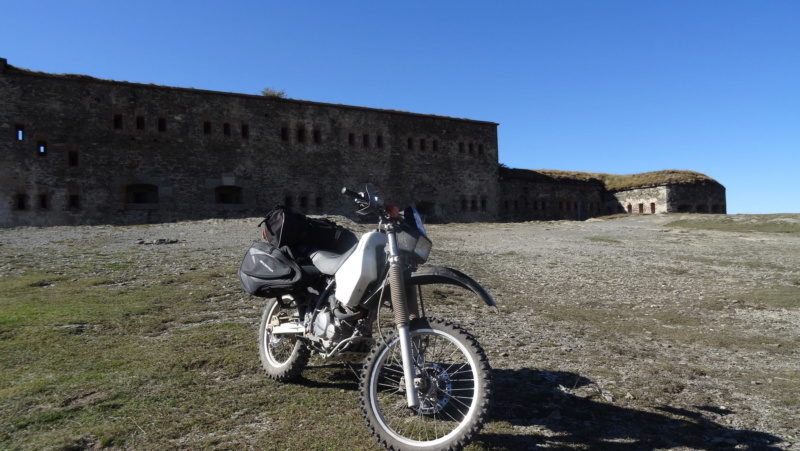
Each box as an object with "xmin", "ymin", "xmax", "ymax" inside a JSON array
[{"xmin": 2, "ymin": 1, "xmax": 798, "ymax": 214}]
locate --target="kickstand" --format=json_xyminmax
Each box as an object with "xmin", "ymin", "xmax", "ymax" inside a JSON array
[{"xmin": 345, "ymin": 362, "xmax": 362, "ymax": 380}]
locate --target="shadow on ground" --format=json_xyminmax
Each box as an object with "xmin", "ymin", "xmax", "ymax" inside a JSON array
[
  {"xmin": 293, "ymin": 363, "xmax": 783, "ymax": 450},
  {"xmin": 479, "ymin": 368, "xmax": 783, "ymax": 450}
]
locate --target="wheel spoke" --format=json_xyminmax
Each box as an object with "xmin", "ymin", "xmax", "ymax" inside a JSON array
[
  {"xmin": 363, "ymin": 319, "xmax": 489, "ymax": 448},
  {"xmin": 259, "ymin": 299, "xmax": 309, "ymax": 381}
]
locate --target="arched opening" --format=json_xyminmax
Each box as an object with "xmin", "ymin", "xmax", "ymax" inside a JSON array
[
  {"xmin": 215, "ymin": 186, "xmax": 243, "ymax": 204},
  {"xmin": 127, "ymin": 184, "xmax": 159, "ymax": 204}
]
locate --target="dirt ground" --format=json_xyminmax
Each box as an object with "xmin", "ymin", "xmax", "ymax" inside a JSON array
[
  {"xmin": 422, "ymin": 214, "xmax": 799, "ymax": 450},
  {"xmin": 2, "ymin": 213, "xmax": 798, "ymax": 449}
]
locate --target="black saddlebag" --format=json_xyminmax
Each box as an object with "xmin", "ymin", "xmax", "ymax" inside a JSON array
[
  {"xmin": 260, "ymin": 205, "xmax": 338, "ymax": 249},
  {"xmin": 238, "ymin": 241, "xmax": 306, "ymax": 296}
]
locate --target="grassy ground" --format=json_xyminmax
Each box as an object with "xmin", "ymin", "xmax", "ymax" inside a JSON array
[
  {"xmin": 2, "ymin": 214, "xmax": 798, "ymax": 449},
  {"xmin": 666, "ymin": 214, "xmax": 800, "ymax": 235},
  {"xmin": 0, "ymin": 258, "xmax": 377, "ymax": 449}
]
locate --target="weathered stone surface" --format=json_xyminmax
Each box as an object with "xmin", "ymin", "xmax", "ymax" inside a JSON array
[{"xmin": 1, "ymin": 58, "xmax": 725, "ymax": 227}]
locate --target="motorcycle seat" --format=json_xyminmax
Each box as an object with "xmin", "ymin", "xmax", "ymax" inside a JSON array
[
  {"xmin": 294, "ymin": 227, "xmax": 359, "ymax": 276},
  {"xmin": 309, "ymin": 247, "xmax": 356, "ymax": 275}
]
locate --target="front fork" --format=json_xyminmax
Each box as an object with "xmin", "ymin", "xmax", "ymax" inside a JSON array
[{"xmin": 387, "ymin": 232, "xmax": 420, "ymax": 409}]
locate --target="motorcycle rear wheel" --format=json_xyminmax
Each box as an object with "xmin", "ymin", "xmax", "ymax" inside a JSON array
[
  {"xmin": 360, "ymin": 317, "xmax": 491, "ymax": 451},
  {"xmin": 258, "ymin": 297, "xmax": 310, "ymax": 382}
]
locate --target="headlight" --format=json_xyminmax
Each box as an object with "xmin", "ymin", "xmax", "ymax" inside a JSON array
[
  {"xmin": 397, "ymin": 207, "xmax": 432, "ymax": 264},
  {"xmin": 413, "ymin": 233, "xmax": 432, "ymax": 262}
]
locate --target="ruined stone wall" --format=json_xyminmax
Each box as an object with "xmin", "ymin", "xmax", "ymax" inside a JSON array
[
  {"xmin": 667, "ymin": 183, "xmax": 727, "ymax": 214},
  {"xmin": 1, "ymin": 59, "xmax": 727, "ymax": 228},
  {"xmin": 608, "ymin": 182, "xmax": 726, "ymax": 215},
  {"xmin": 609, "ymin": 186, "xmax": 670, "ymax": 215},
  {"xmin": 499, "ymin": 170, "xmax": 605, "ymax": 221},
  {"xmin": 1, "ymin": 60, "xmax": 498, "ymax": 227}
]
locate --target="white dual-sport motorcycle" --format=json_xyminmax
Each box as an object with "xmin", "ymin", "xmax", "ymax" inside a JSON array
[{"xmin": 238, "ymin": 184, "xmax": 497, "ymax": 450}]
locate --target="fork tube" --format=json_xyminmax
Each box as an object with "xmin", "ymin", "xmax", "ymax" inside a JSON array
[{"xmin": 387, "ymin": 230, "xmax": 420, "ymax": 408}]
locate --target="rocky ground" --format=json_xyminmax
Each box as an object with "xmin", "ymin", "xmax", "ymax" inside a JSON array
[{"xmin": 2, "ymin": 213, "xmax": 798, "ymax": 449}]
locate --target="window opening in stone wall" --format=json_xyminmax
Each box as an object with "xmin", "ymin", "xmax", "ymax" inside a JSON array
[
  {"xmin": 284, "ymin": 196, "xmax": 293, "ymax": 207},
  {"xmin": 281, "ymin": 127, "xmax": 289, "ymax": 142},
  {"xmin": 204, "ymin": 121, "xmax": 212, "ymax": 134},
  {"xmin": 504, "ymin": 200, "xmax": 509, "ymax": 210},
  {"xmin": 215, "ymin": 186, "xmax": 243, "ymax": 204},
  {"xmin": 15, "ymin": 124, "xmax": 24, "ymax": 141},
  {"xmin": 223, "ymin": 123, "xmax": 231, "ymax": 136},
  {"xmin": 127, "ymin": 184, "xmax": 159, "ymax": 204},
  {"xmin": 15, "ymin": 194, "xmax": 26, "ymax": 210},
  {"xmin": 712, "ymin": 205, "xmax": 721, "ymax": 213},
  {"xmin": 300, "ymin": 196, "xmax": 308, "ymax": 208},
  {"xmin": 459, "ymin": 142, "xmax": 464, "ymax": 153},
  {"xmin": 297, "ymin": 127, "xmax": 305, "ymax": 143},
  {"xmin": 541, "ymin": 201, "xmax": 547, "ymax": 210},
  {"xmin": 469, "ymin": 143, "xmax": 474, "ymax": 154},
  {"xmin": 68, "ymin": 151, "xmax": 79, "ymax": 167},
  {"xmin": 68, "ymin": 195, "xmax": 80, "ymax": 210},
  {"xmin": 513, "ymin": 200, "xmax": 519, "ymax": 211},
  {"xmin": 479, "ymin": 144, "xmax": 484, "ymax": 155},
  {"xmin": 433, "ymin": 140, "xmax": 438, "ymax": 151},
  {"xmin": 363, "ymin": 134, "xmax": 369, "ymax": 147},
  {"xmin": 349, "ymin": 133, "xmax": 355, "ymax": 146},
  {"xmin": 39, "ymin": 194, "xmax": 49, "ymax": 210},
  {"xmin": 158, "ymin": 117, "xmax": 167, "ymax": 132},
  {"xmin": 461, "ymin": 199, "xmax": 468, "ymax": 211},
  {"xmin": 696, "ymin": 204, "xmax": 707, "ymax": 213},
  {"xmin": 420, "ymin": 139, "xmax": 426, "ymax": 151},
  {"xmin": 37, "ymin": 141, "xmax": 47, "ymax": 155},
  {"xmin": 407, "ymin": 137, "xmax": 413, "ymax": 150},
  {"xmin": 481, "ymin": 196, "xmax": 487, "ymax": 211},
  {"xmin": 113, "ymin": 114, "xmax": 123, "ymax": 130},
  {"xmin": 376, "ymin": 135, "xmax": 383, "ymax": 148},
  {"xmin": 241, "ymin": 123, "xmax": 249, "ymax": 139},
  {"xmin": 471, "ymin": 198, "xmax": 478, "ymax": 211},
  {"xmin": 136, "ymin": 116, "xmax": 145, "ymax": 131},
  {"xmin": 316, "ymin": 197, "xmax": 323, "ymax": 208},
  {"xmin": 313, "ymin": 129, "xmax": 321, "ymax": 144},
  {"xmin": 650, "ymin": 203, "xmax": 656, "ymax": 214}
]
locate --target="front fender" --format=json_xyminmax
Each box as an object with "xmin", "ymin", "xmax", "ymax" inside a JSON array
[{"xmin": 405, "ymin": 265, "xmax": 497, "ymax": 310}]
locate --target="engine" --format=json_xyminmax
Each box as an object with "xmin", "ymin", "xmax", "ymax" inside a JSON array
[{"xmin": 312, "ymin": 307, "xmax": 351, "ymax": 341}]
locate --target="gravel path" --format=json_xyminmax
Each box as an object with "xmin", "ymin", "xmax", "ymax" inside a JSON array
[{"xmin": 2, "ymin": 214, "xmax": 798, "ymax": 449}]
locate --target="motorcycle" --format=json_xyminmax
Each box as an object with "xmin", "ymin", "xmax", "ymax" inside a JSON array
[{"xmin": 238, "ymin": 184, "xmax": 497, "ymax": 450}]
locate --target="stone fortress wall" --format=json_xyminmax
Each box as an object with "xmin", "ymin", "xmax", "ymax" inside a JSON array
[{"xmin": 0, "ymin": 58, "xmax": 725, "ymax": 227}]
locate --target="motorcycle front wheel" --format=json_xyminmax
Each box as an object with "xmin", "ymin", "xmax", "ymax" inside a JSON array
[
  {"xmin": 360, "ymin": 317, "xmax": 491, "ymax": 451},
  {"xmin": 258, "ymin": 297, "xmax": 309, "ymax": 382}
]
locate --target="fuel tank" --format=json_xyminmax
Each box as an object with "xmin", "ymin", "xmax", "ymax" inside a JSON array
[{"xmin": 334, "ymin": 231, "xmax": 387, "ymax": 307}]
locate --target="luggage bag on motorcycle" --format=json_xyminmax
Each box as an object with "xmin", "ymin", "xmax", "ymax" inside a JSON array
[
  {"xmin": 238, "ymin": 241, "xmax": 306, "ymax": 296},
  {"xmin": 260, "ymin": 205, "xmax": 338, "ymax": 249}
]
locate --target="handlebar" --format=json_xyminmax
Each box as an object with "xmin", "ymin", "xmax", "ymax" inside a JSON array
[
  {"xmin": 342, "ymin": 185, "xmax": 391, "ymax": 220},
  {"xmin": 341, "ymin": 187, "xmax": 363, "ymax": 201}
]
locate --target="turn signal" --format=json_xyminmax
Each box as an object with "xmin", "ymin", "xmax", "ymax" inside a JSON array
[{"xmin": 386, "ymin": 204, "xmax": 400, "ymax": 218}]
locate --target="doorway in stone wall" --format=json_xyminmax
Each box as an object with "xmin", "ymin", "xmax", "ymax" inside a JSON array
[{"xmin": 650, "ymin": 203, "xmax": 656, "ymax": 214}]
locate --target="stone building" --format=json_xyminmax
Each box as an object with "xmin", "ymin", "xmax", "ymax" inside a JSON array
[
  {"xmin": 0, "ymin": 58, "xmax": 725, "ymax": 227},
  {"xmin": 500, "ymin": 168, "xmax": 727, "ymax": 221}
]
